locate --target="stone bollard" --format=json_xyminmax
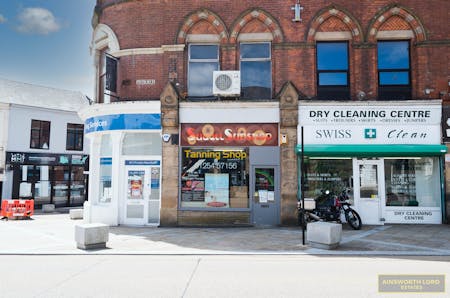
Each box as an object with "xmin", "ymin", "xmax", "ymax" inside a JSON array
[
  {"xmin": 75, "ymin": 223, "xmax": 109, "ymax": 250},
  {"xmin": 306, "ymin": 221, "xmax": 342, "ymax": 249},
  {"xmin": 42, "ymin": 204, "xmax": 55, "ymax": 213},
  {"xmin": 69, "ymin": 209, "xmax": 83, "ymax": 220}
]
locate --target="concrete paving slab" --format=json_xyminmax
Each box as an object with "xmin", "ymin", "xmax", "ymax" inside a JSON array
[{"xmin": 0, "ymin": 213, "xmax": 449, "ymax": 255}]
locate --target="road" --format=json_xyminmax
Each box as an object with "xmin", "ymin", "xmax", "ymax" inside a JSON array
[{"xmin": 0, "ymin": 255, "xmax": 449, "ymax": 298}]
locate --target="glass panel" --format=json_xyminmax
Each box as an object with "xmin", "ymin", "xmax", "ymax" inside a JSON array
[
  {"xmin": 317, "ymin": 42, "xmax": 348, "ymax": 70},
  {"xmin": 122, "ymin": 133, "xmax": 162, "ymax": 155},
  {"xmin": 385, "ymin": 158, "xmax": 440, "ymax": 207},
  {"xmin": 241, "ymin": 61, "xmax": 271, "ymax": 99},
  {"xmin": 378, "ymin": 41, "xmax": 409, "ymax": 69},
  {"xmin": 181, "ymin": 148, "xmax": 249, "ymax": 208},
  {"xmin": 53, "ymin": 181, "xmax": 68, "ymax": 207},
  {"xmin": 379, "ymin": 71, "xmax": 409, "ymax": 85},
  {"xmin": 150, "ymin": 167, "xmax": 160, "ymax": 201},
  {"xmin": 359, "ymin": 164, "xmax": 378, "ymax": 197},
  {"xmin": 70, "ymin": 166, "xmax": 85, "ymax": 205},
  {"xmin": 99, "ymin": 158, "xmax": 112, "ymax": 203},
  {"xmin": 127, "ymin": 170, "xmax": 145, "ymax": 200},
  {"xmin": 190, "ymin": 45, "xmax": 218, "ymax": 60},
  {"xmin": 318, "ymin": 73, "xmax": 348, "ymax": 86},
  {"xmin": 127, "ymin": 205, "xmax": 144, "ymax": 218},
  {"xmin": 304, "ymin": 159, "xmax": 353, "ymax": 204},
  {"xmin": 254, "ymin": 168, "xmax": 275, "ymax": 204},
  {"xmin": 188, "ymin": 62, "xmax": 218, "ymax": 96},
  {"xmin": 100, "ymin": 134, "xmax": 112, "ymax": 156},
  {"xmin": 240, "ymin": 43, "xmax": 270, "ymax": 59}
]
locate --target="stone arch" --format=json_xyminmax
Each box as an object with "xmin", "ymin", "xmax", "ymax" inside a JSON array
[
  {"xmin": 176, "ymin": 9, "xmax": 228, "ymax": 44},
  {"xmin": 229, "ymin": 9, "xmax": 283, "ymax": 43},
  {"xmin": 367, "ymin": 5, "xmax": 427, "ymax": 42},
  {"xmin": 91, "ymin": 23, "xmax": 120, "ymax": 54},
  {"xmin": 306, "ymin": 6, "xmax": 363, "ymax": 42}
]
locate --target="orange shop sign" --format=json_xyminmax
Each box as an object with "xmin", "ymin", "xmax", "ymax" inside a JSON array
[{"xmin": 180, "ymin": 123, "xmax": 278, "ymax": 146}]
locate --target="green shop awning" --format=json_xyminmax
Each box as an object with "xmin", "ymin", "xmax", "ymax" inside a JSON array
[{"xmin": 295, "ymin": 144, "xmax": 447, "ymax": 157}]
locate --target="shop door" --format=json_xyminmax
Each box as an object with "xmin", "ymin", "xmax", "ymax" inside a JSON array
[
  {"xmin": 123, "ymin": 163, "xmax": 160, "ymax": 226},
  {"xmin": 251, "ymin": 166, "xmax": 280, "ymax": 226},
  {"xmin": 354, "ymin": 159, "xmax": 385, "ymax": 225}
]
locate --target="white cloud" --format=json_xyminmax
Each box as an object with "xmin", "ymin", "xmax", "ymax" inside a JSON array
[
  {"xmin": 16, "ymin": 7, "xmax": 61, "ymax": 35},
  {"xmin": 0, "ymin": 14, "xmax": 7, "ymax": 24}
]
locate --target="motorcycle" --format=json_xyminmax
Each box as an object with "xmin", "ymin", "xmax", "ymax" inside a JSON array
[{"xmin": 298, "ymin": 188, "xmax": 362, "ymax": 230}]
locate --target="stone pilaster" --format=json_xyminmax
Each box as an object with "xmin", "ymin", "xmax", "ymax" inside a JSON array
[
  {"xmin": 278, "ymin": 82, "xmax": 299, "ymax": 226},
  {"xmin": 160, "ymin": 82, "xmax": 179, "ymax": 226}
]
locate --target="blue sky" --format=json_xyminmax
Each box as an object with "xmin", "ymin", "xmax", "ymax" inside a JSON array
[{"xmin": 0, "ymin": 0, "xmax": 96, "ymax": 97}]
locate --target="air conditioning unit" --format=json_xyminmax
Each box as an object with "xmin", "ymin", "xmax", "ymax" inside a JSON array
[{"xmin": 213, "ymin": 71, "xmax": 240, "ymax": 96}]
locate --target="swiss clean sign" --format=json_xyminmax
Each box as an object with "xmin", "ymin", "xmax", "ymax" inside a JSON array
[{"xmin": 298, "ymin": 103, "xmax": 442, "ymax": 145}]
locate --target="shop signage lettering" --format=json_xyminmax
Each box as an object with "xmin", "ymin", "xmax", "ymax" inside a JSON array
[
  {"xmin": 85, "ymin": 114, "xmax": 161, "ymax": 134},
  {"xmin": 393, "ymin": 210, "xmax": 433, "ymax": 221},
  {"xmin": 300, "ymin": 104, "xmax": 441, "ymax": 126},
  {"xmin": 181, "ymin": 123, "xmax": 278, "ymax": 146},
  {"xmin": 184, "ymin": 149, "xmax": 247, "ymax": 160},
  {"xmin": 315, "ymin": 129, "xmax": 352, "ymax": 139},
  {"xmin": 6, "ymin": 152, "xmax": 88, "ymax": 166},
  {"xmin": 388, "ymin": 129, "xmax": 427, "ymax": 139}
]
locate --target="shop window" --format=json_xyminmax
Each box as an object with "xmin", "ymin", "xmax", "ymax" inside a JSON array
[
  {"xmin": 181, "ymin": 148, "xmax": 249, "ymax": 209},
  {"xmin": 188, "ymin": 44, "xmax": 219, "ymax": 98},
  {"xmin": 19, "ymin": 165, "xmax": 51, "ymax": 206},
  {"xmin": 377, "ymin": 40, "xmax": 411, "ymax": 100},
  {"xmin": 99, "ymin": 135, "xmax": 112, "ymax": 203},
  {"xmin": 240, "ymin": 42, "xmax": 272, "ymax": 99},
  {"xmin": 53, "ymin": 165, "xmax": 69, "ymax": 207},
  {"xmin": 30, "ymin": 120, "xmax": 50, "ymax": 149},
  {"xmin": 384, "ymin": 158, "xmax": 440, "ymax": 207},
  {"xmin": 316, "ymin": 42, "xmax": 349, "ymax": 100},
  {"xmin": 122, "ymin": 133, "xmax": 162, "ymax": 156},
  {"xmin": 66, "ymin": 123, "xmax": 84, "ymax": 151},
  {"xmin": 303, "ymin": 158, "xmax": 354, "ymax": 203},
  {"xmin": 70, "ymin": 166, "xmax": 86, "ymax": 206}
]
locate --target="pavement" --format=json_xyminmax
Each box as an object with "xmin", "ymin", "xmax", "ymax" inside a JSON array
[{"xmin": 1, "ymin": 210, "xmax": 450, "ymax": 255}]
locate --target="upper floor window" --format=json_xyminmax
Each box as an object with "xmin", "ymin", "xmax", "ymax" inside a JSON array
[
  {"xmin": 98, "ymin": 49, "xmax": 118, "ymax": 104},
  {"xmin": 377, "ymin": 40, "xmax": 411, "ymax": 100},
  {"xmin": 30, "ymin": 120, "xmax": 50, "ymax": 149},
  {"xmin": 188, "ymin": 44, "xmax": 219, "ymax": 97},
  {"xmin": 316, "ymin": 42, "xmax": 349, "ymax": 100},
  {"xmin": 240, "ymin": 42, "xmax": 272, "ymax": 99},
  {"xmin": 66, "ymin": 123, "xmax": 84, "ymax": 151}
]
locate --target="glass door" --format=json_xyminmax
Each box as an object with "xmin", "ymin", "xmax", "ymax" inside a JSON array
[
  {"xmin": 353, "ymin": 159, "xmax": 385, "ymax": 225},
  {"xmin": 122, "ymin": 161, "xmax": 161, "ymax": 226}
]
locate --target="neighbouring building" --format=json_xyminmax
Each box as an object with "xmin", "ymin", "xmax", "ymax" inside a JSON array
[
  {"xmin": 0, "ymin": 79, "xmax": 90, "ymax": 209},
  {"xmin": 81, "ymin": 0, "xmax": 450, "ymax": 226}
]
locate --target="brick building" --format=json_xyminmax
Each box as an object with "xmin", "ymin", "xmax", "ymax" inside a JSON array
[{"xmin": 79, "ymin": 0, "xmax": 450, "ymax": 226}]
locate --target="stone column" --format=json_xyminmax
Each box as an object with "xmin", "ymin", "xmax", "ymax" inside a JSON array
[
  {"xmin": 160, "ymin": 82, "xmax": 179, "ymax": 226},
  {"xmin": 279, "ymin": 82, "xmax": 299, "ymax": 225}
]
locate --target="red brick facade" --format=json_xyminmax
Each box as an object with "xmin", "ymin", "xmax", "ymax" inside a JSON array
[{"xmin": 94, "ymin": 0, "xmax": 449, "ymax": 102}]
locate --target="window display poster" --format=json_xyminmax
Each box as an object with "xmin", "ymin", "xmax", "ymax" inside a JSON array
[
  {"xmin": 128, "ymin": 170, "xmax": 145, "ymax": 199},
  {"xmin": 205, "ymin": 173, "xmax": 229, "ymax": 207},
  {"xmin": 181, "ymin": 175, "xmax": 205, "ymax": 202}
]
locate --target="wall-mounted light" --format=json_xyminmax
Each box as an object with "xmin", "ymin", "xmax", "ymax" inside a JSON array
[
  {"xmin": 291, "ymin": 0, "xmax": 304, "ymax": 22},
  {"xmin": 424, "ymin": 88, "xmax": 434, "ymax": 95}
]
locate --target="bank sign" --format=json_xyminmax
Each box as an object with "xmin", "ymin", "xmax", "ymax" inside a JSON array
[{"xmin": 298, "ymin": 103, "xmax": 442, "ymax": 145}]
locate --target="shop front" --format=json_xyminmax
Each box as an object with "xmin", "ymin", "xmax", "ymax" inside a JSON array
[
  {"xmin": 297, "ymin": 100, "xmax": 446, "ymax": 225},
  {"xmin": 79, "ymin": 102, "xmax": 162, "ymax": 226},
  {"xmin": 179, "ymin": 121, "xmax": 280, "ymax": 226},
  {"xmin": 4, "ymin": 152, "xmax": 88, "ymax": 208}
]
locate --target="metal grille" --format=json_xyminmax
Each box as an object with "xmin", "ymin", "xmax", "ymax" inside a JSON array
[{"xmin": 215, "ymin": 74, "xmax": 232, "ymax": 91}]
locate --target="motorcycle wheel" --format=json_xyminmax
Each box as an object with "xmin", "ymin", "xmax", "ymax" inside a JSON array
[{"xmin": 345, "ymin": 209, "xmax": 362, "ymax": 230}]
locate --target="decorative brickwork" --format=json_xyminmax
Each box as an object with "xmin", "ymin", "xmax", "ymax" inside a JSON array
[
  {"xmin": 367, "ymin": 5, "xmax": 426, "ymax": 42},
  {"xmin": 230, "ymin": 9, "xmax": 283, "ymax": 43},
  {"xmin": 177, "ymin": 9, "xmax": 228, "ymax": 44},
  {"xmin": 307, "ymin": 6, "xmax": 362, "ymax": 42}
]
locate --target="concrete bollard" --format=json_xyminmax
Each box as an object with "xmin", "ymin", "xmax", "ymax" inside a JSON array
[
  {"xmin": 69, "ymin": 209, "xmax": 83, "ymax": 220},
  {"xmin": 42, "ymin": 204, "xmax": 55, "ymax": 213},
  {"xmin": 75, "ymin": 223, "xmax": 109, "ymax": 250},
  {"xmin": 306, "ymin": 221, "xmax": 342, "ymax": 249}
]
